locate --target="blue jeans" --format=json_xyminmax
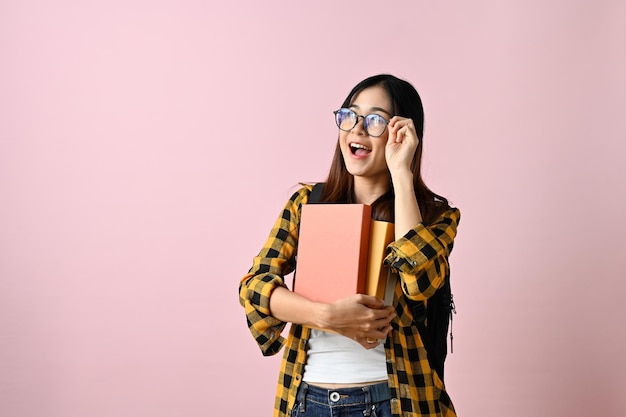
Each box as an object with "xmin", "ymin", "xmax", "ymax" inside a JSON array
[{"xmin": 291, "ymin": 382, "xmax": 392, "ymax": 417}]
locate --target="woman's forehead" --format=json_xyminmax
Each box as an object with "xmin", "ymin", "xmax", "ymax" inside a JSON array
[{"xmin": 350, "ymin": 86, "xmax": 392, "ymax": 115}]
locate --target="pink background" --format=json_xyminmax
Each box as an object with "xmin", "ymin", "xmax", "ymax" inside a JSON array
[{"xmin": 1, "ymin": 1, "xmax": 625, "ymax": 416}]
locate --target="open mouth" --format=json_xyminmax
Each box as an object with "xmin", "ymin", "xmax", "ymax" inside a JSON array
[{"xmin": 350, "ymin": 143, "xmax": 371, "ymax": 156}]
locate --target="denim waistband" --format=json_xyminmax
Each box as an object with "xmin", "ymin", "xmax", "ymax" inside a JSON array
[{"xmin": 297, "ymin": 381, "xmax": 391, "ymax": 405}]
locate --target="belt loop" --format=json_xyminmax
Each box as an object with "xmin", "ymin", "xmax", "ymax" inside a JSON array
[
  {"xmin": 362, "ymin": 386, "xmax": 373, "ymax": 417},
  {"xmin": 296, "ymin": 382, "xmax": 308, "ymax": 413}
]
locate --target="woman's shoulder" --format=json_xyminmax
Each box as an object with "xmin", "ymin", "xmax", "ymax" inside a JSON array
[
  {"xmin": 427, "ymin": 198, "xmax": 460, "ymax": 225},
  {"xmin": 439, "ymin": 205, "xmax": 460, "ymax": 227},
  {"xmin": 285, "ymin": 182, "xmax": 315, "ymax": 205},
  {"xmin": 297, "ymin": 182, "xmax": 315, "ymax": 193}
]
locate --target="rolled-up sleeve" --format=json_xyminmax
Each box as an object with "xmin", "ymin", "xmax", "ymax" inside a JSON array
[
  {"xmin": 238, "ymin": 186, "xmax": 310, "ymax": 356},
  {"xmin": 384, "ymin": 207, "xmax": 460, "ymax": 301}
]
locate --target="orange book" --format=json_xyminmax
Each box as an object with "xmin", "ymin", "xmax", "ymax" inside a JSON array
[
  {"xmin": 294, "ymin": 204, "xmax": 372, "ymax": 303},
  {"xmin": 365, "ymin": 220, "xmax": 395, "ymax": 299}
]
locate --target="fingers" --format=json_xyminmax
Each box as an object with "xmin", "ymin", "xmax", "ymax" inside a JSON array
[
  {"xmin": 352, "ymin": 320, "xmax": 394, "ymax": 349},
  {"xmin": 358, "ymin": 311, "xmax": 395, "ymax": 349},
  {"xmin": 388, "ymin": 116, "xmax": 417, "ymax": 144},
  {"xmin": 355, "ymin": 295, "xmax": 395, "ymax": 322},
  {"xmin": 361, "ymin": 338, "xmax": 381, "ymax": 349},
  {"xmin": 357, "ymin": 294, "xmax": 386, "ymax": 309},
  {"xmin": 371, "ymin": 324, "xmax": 393, "ymax": 340},
  {"xmin": 358, "ymin": 324, "xmax": 393, "ymax": 349},
  {"xmin": 330, "ymin": 295, "xmax": 395, "ymax": 349},
  {"xmin": 360, "ymin": 340, "xmax": 379, "ymax": 349}
]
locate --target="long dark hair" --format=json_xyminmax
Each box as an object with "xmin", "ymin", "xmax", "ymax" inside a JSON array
[{"xmin": 320, "ymin": 74, "xmax": 449, "ymax": 225}]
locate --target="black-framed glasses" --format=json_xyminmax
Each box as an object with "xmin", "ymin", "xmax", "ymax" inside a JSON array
[{"xmin": 333, "ymin": 108, "xmax": 389, "ymax": 137}]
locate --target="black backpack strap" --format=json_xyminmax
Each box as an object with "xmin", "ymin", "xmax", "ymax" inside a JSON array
[
  {"xmin": 411, "ymin": 300, "xmax": 442, "ymax": 378},
  {"xmin": 308, "ymin": 183, "xmax": 325, "ymax": 204},
  {"xmin": 409, "ymin": 279, "xmax": 455, "ymax": 381}
]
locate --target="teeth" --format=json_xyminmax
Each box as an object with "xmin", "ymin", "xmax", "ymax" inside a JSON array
[{"xmin": 350, "ymin": 143, "xmax": 371, "ymax": 151}]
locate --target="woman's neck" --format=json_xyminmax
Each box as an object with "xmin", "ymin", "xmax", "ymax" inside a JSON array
[{"xmin": 353, "ymin": 176, "xmax": 391, "ymax": 205}]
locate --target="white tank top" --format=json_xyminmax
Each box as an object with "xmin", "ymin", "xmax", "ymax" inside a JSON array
[{"xmin": 302, "ymin": 329, "xmax": 387, "ymax": 383}]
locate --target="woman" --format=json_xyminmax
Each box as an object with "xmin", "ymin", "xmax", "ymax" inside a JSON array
[{"xmin": 239, "ymin": 74, "xmax": 460, "ymax": 417}]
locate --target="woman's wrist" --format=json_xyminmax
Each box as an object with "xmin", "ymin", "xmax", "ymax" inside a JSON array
[
  {"xmin": 314, "ymin": 303, "xmax": 333, "ymax": 330},
  {"xmin": 391, "ymin": 168, "xmax": 422, "ymax": 237},
  {"xmin": 390, "ymin": 168, "xmax": 414, "ymax": 189}
]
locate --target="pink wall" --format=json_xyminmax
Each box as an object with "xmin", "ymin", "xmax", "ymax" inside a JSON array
[{"xmin": 1, "ymin": 1, "xmax": 625, "ymax": 416}]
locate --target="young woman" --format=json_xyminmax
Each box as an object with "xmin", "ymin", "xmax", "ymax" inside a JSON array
[{"xmin": 239, "ymin": 74, "xmax": 460, "ymax": 417}]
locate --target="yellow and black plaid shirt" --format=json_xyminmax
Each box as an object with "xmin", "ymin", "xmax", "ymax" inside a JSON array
[{"xmin": 239, "ymin": 184, "xmax": 460, "ymax": 417}]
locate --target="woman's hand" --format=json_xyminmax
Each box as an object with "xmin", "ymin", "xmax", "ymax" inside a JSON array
[
  {"xmin": 319, "ymin": 294, "xmax": 396, "ymax": 349},
  {"xmin": 385, "ymin": 116, "xmax": 419, "ymax": 175}
]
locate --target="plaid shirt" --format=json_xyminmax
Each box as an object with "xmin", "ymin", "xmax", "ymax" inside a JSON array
[{"xmin": 239, "ymin": 184, "xmax": 460, "ymax": 417}]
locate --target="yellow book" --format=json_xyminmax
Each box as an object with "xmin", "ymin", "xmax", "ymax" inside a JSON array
[{"xmin": 365, "ymin": 220, "xmax": 395, "ymax": 299}]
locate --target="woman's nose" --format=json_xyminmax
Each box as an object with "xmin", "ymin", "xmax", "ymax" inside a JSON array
[{"xmin": 352, "ymin": 115, "xmax": 366, "ymax": 134}]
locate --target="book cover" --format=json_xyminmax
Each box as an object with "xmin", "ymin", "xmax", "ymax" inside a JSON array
[{"xmin": 294, "ymin": 204, "xmax": 372, "ymax": 303}]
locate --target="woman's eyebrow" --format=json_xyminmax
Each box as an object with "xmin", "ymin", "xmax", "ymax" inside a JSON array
[{"xmin": 349, "ymin": 104, "xmax": 392, "ymax": 117}]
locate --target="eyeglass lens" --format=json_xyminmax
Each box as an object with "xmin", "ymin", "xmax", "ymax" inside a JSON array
[{"xmin": 334, "ymin": 109, "xmax": 388, "ymax": 137}]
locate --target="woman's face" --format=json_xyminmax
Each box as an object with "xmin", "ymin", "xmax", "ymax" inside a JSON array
[{"xmin": 339, "ymin": 85, "xmax": 392, "ymax": 184}]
